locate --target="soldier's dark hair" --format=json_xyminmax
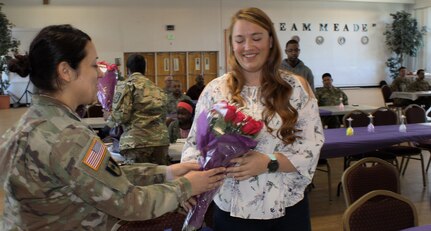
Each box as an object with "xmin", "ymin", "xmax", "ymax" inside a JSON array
[
  {"xmin": 8, "ymin": 24, "xmax": 91, "ymax": 92},
  {"xmin": 126, "ymin": 54, "xmax": 146, "ymax": 75},
  {"xmin": 399, "ymin": 66, "xmax": 406, "ymax": 71},
  {"xmin": 285, "ymin": 39, "xmax": 299, "ymax": 48},
  {"xmin": 417, "ymin": 69, "xmax": 425, "ymax": 75},
  {"xmin": 322, "ymin": 73, "xmax": 332, "ymax": 79}
]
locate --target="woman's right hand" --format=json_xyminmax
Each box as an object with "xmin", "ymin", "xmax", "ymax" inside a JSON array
[{"xmin": 184, "ymin": 167, "xmax": 226, "ymax": 196}]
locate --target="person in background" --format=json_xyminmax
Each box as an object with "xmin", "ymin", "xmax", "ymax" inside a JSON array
[
  {"xmin": 166, "ymin": 80, "xmax": 192, "ymax": 121},
  {"xmin": 186, "ymin": 74, "xmax": 205, "ymax": 101},
  {"xmin": 390, "ymin": 66, "xmax": 409, "ymax": 92},
  {"xmin": 316, "ymin": 73, "xmax": 349, "ymax": 128},
  {"xmin": 407, "ymin": 69, "xmax": 431, "ymax": 109},
  {"xmin": 0, "ymin": 24, "xmax": 226, "ymax": 230},
  {"xmin": 407, "ymin": 69, "xmax": 430, "ymax": 91},
  {"xmin": 390, "ymin": 66, "xmax": 412, "ymax": 107},
  {"xmin": 164, "ymin": 75, "xmax": 174, "ymax": 94},
  {"xmin": 181, "ymin": 7, "xmax": 323, "ymax": 231},
  {"xmin": 168, "ymin": 99, "xmax": 195, "ymax": 143},
  {"xmin": 110, "ymin": 54, "xmax": 170, "ymax": 164},
  {"xmin": 281, "ymin": 39, "xmax": 315, "ymax": 91}
]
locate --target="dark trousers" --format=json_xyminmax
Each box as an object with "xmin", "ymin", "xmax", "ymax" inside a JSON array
[{"xmin": 212, "ymin": 193, "xmax": 311, "ymax": 231}]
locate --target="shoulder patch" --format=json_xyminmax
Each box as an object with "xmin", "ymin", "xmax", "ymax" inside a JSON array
[
  {"xmin": 113, "ymin": 92, "xmax": 122, "ymax": 104},
  {"xmin": 82, "ymin": 138, "xmax": 107, "ymax": 171}
]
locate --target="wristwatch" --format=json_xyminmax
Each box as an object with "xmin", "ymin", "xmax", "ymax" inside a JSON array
[{"xmin": 267, "ymin": 154, "xmax": 279, "ymax": 173}]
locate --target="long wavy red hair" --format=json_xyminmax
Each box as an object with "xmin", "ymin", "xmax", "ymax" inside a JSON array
[{"xmin": 227, "ymin": 7, "xmax": 298, "ymax": 144}]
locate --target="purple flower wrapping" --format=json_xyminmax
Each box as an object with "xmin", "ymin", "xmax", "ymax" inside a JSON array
[
  {"xmin": 97, "ymin": 70, "xmax": 117, "ymax": 111},
  {"xmin": 182, "ymin": 111, "xmax": 258, "ymax": 230}
]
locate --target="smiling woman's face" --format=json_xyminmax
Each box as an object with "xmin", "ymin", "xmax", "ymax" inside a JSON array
[{"xmin": 231, "ymin": 19, "xmax": 272, "ymax": 75}]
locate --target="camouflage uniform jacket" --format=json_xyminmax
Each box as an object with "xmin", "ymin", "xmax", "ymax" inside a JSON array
[
  {"xmin": 110, "ymin": 72, "xmax": 169, "ymax": 151},
  {"xmin": 280, "ymin": 59, "xmax": 315, "ymax": 91},
  {"xmin": 166, "ymin": 93, "xmax": 192, "ymax": 118},
  {"xmin": 390, "ymin": 77, "xmax": 410, "ymax": 92},
  {"xmin": 407, "ymin": 79, "xmax": 430, "ymax": 91},
  {"xmin": 0, "ymin": 95, "xmax": 191, "ymax": 230},
  {"xmin": 315, "ymin": 86, "xmax": 349, "ymax": 106}
]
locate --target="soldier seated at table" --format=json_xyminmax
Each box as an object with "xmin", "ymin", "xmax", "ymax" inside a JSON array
[
  {"xmin": 407, "ymin": 69, "xmax": 431, "ymax": 109},
  {"xmin": 390, "ymin": 66, "xmax": 413, "ymax": 107},
  {"xmin": 316, "ymin": 73, "xmax": 349, "ymax": 128}
]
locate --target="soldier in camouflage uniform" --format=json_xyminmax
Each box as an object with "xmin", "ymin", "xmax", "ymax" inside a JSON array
[
  {"xmin": 110, "ymin": 54, "xmax": 170, "ymax": 164},
  {"xmin": 315, "ymin": 73, "xmax": 349, "ymax": 128},
  {"xmin": 407, "ymin": 69, "xmax": 431, "ymax": 109},
  {"xmin": 0, "ymin": 24, "xmax": 225, "ymax": 231},
  {"xmin": 166, "ymin": 80, "xmax": 192, "ymax": 121},
  {"xmin": 407, "ymin": 69, "xmax": 430, "ymax": 92},
  {"xmin": 390, "ymin": 66, "xmax": 413, "ymax": 107}
]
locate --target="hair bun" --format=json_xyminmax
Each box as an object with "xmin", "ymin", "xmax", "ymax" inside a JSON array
[{"xmin": 7, "ymin": 54, "xmax": 31, "ymax": 77}]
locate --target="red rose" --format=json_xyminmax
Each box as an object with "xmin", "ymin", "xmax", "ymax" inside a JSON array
[
  {"xmin": 224, "ymin": 105, "xmax": 237, "ymax": 122},
  {"xmin": 241, "ymin": 119, "xmax": 264, "ymax": 135},
  {"xmin": 232, "ymin": 111, "xmax": 246, "ymax": 124}
]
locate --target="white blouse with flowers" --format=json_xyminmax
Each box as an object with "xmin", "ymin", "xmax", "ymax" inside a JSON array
[{"xmin": 181, "ymin": 71, "xmax": 324, "ymax": 219}]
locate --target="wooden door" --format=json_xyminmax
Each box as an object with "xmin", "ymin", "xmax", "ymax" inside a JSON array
[
  {"xmin": 142, "ymin": 52, "xmax": 155, "ymax": 83},
  {"xmin": 171, "ymin": 52, "xmax": 187, "ymax": 93},
  {"xmin": 156, "ymin": 52, "xmax": 171, "ymax": 89},
  {"xmin": 187, "ymin": 52, "xmax": 202, "ymax": 90},
  {"xmin": 202, "ymin": 51, "xmax": 218, "ymax": 84}
]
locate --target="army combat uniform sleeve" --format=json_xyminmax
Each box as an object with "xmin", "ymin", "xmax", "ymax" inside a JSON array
[
  {"xmin": 120, "ymin": 164, "xmax": 167, "ymax": 186},
  {"xmin": 50, "ymin": 126, "xmax": 192, "ymax": 221},
  {"xmin": 111, "ymin": 81, "xmax": 134, "ymax": 125}
]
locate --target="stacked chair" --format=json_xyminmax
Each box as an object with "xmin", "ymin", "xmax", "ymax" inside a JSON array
[
  {"xmin": 342, "ymin": 157, "xmax": 417, "ymax": 231},
  {"xmin": 342, "ymin": 190, "xmax": 418, "ymax": 231}
]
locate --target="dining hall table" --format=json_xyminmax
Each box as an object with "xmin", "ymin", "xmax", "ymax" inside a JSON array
[
  {"xmin": 319, "ymin": 104, "xmax": 379, "ymax": 116},
  {"xmin": 390, "ymin": 91, "xmax": 431, "ymax": 101},
  {"xmin": 321, "ymin": 123, "xmax": 431, "ymax": 159}
]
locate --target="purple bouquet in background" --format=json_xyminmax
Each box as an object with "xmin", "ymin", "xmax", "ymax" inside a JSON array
[
  {"xmin": 97, "ymin": 61, "xmax": 118, "ymax": 111},
  {"xmin": 182, "ymin": 101, "xmax": 264, "ymax": 231}
]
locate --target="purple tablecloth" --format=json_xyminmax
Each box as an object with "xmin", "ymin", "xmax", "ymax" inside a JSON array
[
  {"xmin": 321, "ymin": 123, "xmax": 431, "ymax": 159},
  {"xmin": 319, "ymin": 109, "xmax": 332, "ymax": 116},
  {"xmin": 400, "ymin": 224, "xmax": 431, "ymax": 231}
]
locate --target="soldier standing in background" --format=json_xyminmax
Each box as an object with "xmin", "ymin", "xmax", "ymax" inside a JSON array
[
  {"xmin": 110, "ymin": 54, "xmax": 171, "ymax": 164},
  {"xmin": 281, "ymin": 39, "xmax": 315, "ymax": 91},
  {"xmin": 0, "ymin": 24, "xmax": 225, "ymax": 230},
  {"xmin": 316, "ymin": 73, "xmax": 349, "ymax": 128}
]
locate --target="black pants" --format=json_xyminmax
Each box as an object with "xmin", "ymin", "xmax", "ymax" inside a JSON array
[{"xmin": 212, "ymin": 193, "xmax": 311, "ymax": 231}]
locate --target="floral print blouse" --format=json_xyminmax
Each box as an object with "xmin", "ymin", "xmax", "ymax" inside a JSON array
[{"xmin": 181, "ymin": 71, "xmax": 324, "ymax": 219}]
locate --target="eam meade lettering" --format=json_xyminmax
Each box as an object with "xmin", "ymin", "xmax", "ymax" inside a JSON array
[{"xmin": 279, "ymin": 23, "xmax": 372, "ymax": 32}]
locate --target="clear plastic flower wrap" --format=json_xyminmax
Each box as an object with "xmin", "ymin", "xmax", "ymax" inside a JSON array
[{"xmin": 182, "ymin": 101, "xmax": 263, "ymax": 231}]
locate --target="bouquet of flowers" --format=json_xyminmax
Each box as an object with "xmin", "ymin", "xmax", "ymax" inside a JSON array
[
  {"xmin": 182, "ymin": 100, "xmax": 264, "ymax": 231},
  {"xmin": 97, "ymin": 61, "xmax": 119, "ymax": 111}
]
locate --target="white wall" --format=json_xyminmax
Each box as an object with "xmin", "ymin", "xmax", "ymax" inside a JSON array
[{"xmin": 2, "ymin": 0, "xmax": 414, "ymax": 88}]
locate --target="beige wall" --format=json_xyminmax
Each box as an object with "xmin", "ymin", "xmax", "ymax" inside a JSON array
[{"xmin": 343, "ymin": 87, "xmax": 386, "ymax": 107}]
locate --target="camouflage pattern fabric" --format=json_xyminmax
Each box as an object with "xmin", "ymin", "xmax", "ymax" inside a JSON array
[
  {"xmin": 315, "ymin": 86, "xmax": 349, "ymax": 106},
  {"xmin": 0, "ymin": 95, "xmax": 191, "ymax": 230},
  {"xmin": 166, "ymin": 93, "xmax": 192, "ymax": 119},
  {"xmin": 110, "ymin": 73, "xmax": 169, "ymax": 152},
  {"xmin": 390, "ymin": 77, "xmax": 411, "ymax": 92},
  {"xmin": 407, "ymin": 79, "xmax": 431, "ymax": 92}
]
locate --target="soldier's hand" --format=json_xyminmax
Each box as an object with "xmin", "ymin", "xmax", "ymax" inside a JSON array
[
  {"xmin": 181, "ymin": 197, "xmax": 197, "ymax": 212},
  {"xmin": 184, "ymin": 167, "xmax": 226, "ymax": 196},
  {"xmin": 167, "ymin": 162, "xmax": 200, "ymax": 180}
]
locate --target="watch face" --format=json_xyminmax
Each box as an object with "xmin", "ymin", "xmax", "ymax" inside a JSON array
[{"xmin": 268, "ymin": 160, "xmax": 279, "ymax": 173}]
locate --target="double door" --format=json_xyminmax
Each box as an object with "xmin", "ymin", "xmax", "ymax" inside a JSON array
[{"xmin": 123, "ymin": 51, "xmax": 218, "ymax": 93}]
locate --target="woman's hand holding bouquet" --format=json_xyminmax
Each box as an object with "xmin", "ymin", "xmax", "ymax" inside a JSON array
[{"xmin": 182, "ymin": 100, "xmax": 264, "ymax": 230}]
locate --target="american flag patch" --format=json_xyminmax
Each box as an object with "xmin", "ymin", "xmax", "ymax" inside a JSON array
[{"xmin": 82, "ymin": 138, "xmax": 107, "ymax": 171}]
